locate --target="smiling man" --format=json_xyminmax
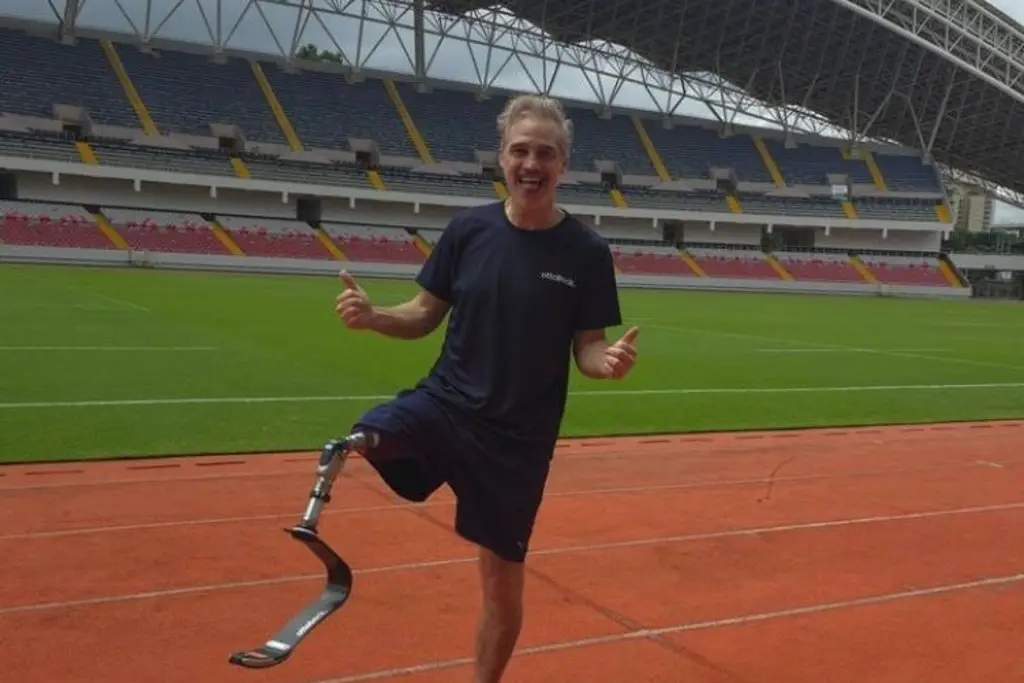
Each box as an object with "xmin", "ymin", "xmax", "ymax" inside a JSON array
[{"xmin": 331, "ymin": 94, "xmax": 640, "ymax": 683}]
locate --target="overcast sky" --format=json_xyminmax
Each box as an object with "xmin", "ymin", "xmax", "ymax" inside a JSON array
[{"xmin": 2, "ymin": 0, "xmax": 1023, "ymax": 223}]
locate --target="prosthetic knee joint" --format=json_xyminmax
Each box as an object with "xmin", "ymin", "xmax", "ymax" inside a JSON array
[{"xmin": 297, "ymin": 430, "xmax": 379, "ymax": 532}]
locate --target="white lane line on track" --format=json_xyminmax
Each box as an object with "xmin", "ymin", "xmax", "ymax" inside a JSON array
[
  {"xmin": 1, "ymin": 500, "xmax": 1021, "ymax": 616},
  {"xmin": 0, "ymin": 459, "xmax": 1010, "ymax": 541},
  {"xmin": 306, "ymin": 571, "xmax": 1024, "ymax": 683}
]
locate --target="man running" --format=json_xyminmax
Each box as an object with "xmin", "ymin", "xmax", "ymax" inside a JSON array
[{"xmin": 334, "ymin": 94, "xmax": 639, "ymax": 683}]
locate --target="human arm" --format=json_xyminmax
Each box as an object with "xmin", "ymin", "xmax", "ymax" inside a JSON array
[
  {"xmin": 336, "ymin": 272, "xmax": 450, "ymax": 340},
  {"xmin": 571, "ymin": 241, "xmax": 639, "ymax": 380},
  {"xmin": 574, "ymin": 327, "xmax": 639, "ymax": 379},
  {"xmin": 366, "ymin": 289, "xmax": 450, "ymax": 339},
  {"xmin": 336, "ymin": 221, "xmax": 459, "ymax": 340}
]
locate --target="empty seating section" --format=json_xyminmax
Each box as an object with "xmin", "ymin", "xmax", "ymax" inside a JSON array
[
  {"xmin": 0, "ymin": 132, "xmax": 81, "ymax": 164},
  {"xmin": 218, "ymin": 216, "xmax": 331, "ymax": 260},
  {"xmin": 622, "ymin": 188, "xmax": 728, "ymax": 212},
  {"xmin": 740, "ymin": 194, "xmax": 847, "ymax": 218},
  {"xmin": 0, "ymin": 201, "xmax": 111, "ymax": 249},
  {"xmin": 93, "ymin": 142, "xmax": 236, "ymax": 176},
  {"xmin": 103, "ymin": 209, "xmax": 227, "ymax": 255},
  {"xmin": 566, "ymin": 109, "xmax": 654, "ymax": 175},
  {"xmin": 117, "ymin": 48, "xmax": 285, "ymax": 144},
  {"xmin": 611, "ymin": 244, "xmax": 696, "ymax": 277},
  {"xmin": 380, "ymin": 167, "xmax": 495, "ymax": 198},
  {"xmin": 557, "ymin": 183, "xmax": 613, "ymax": 206},
  {"xmin": 858, "ymin": 254, "xmax": 949, "ymax": 286},
  {"xmin": 322, "ymin": 224, "xmax": 422, "ymax": 264},
  {"xmin": 773, "ymin": 252, "xmax": 865, "ymax": 283},
  {"xmin": 265, "ymin": 67, "xmax": 412, "ymax": 156},
  {"xmin": 396, "ymin": 84, "xmax": 503, "ymax": 162},
  {"xmin": 854, "ymin": 198, "xmax": 935, "ymax": 222},
  {"xmin": 245, "ymin": 157, "xmax": 368, "ymax": 187},
  {"xmin": 0, "ymin": 30, "xmax": 136, "ymax": 127},
  {"xmin": 871, "ymin": 154, "xmax": 941, "ymax": 192},
  {"xmin": 765, "ymin": 140, "xmax": 873, "ymax": 186},
  {"xmin": 641, "ymin": 122, "xmax": 772, "ymax": 183},
  {"xmin": 0, "ymin": 28, "xmax": 952, "ymax": 222},
  {"xmin": 0, "ymin": 28, "xmax": 962, "ymax": 285},
  {"xmin": 688, "ymin": 247, "xmax": 780, "ymax": 280}
]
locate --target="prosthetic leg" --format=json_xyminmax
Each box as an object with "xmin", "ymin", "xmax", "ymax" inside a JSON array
[{"xmin": 229, "ymin": 431, "xmax": 377, "ymax": 669}]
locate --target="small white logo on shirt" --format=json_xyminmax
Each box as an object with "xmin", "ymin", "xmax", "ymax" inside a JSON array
[{"xmin": 540, "ymin": 271, "xmax": 576, "ymax": 288}]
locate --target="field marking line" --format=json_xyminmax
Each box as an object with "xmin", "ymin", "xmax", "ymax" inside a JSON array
[
  {"xmin": 0, "ymin": 459, "xmax": 1002, "ymax": 540},
  {"xmin": 83, "ymin": 290, "xmax": 151, "ymax": 313},
  {"xmin": 910, "ymin": 319, "xmax": 1024, "ymax": 331},
  {"xmin": 0, "ymin": 302, "xmax": 138, "ymax": 312},
  {"xmin": 1, "ymin": 500, "xmax": 1021, "ymax": 616},
  {"xmin": 307, "ymin": 571, "xmax": 1024, "ymax": 683},
  {"xmin": 7, "ymin": 271, "xmax": 152, "ymax": 313},
  {"xmin": 755, "ymin": 347, "xmax": 949, "ymax": 354},
  {"xmin": 3, "ymin": 381, "xmax": 1024, "ymax": 409},
  {"xmin": 645, "ymin": 323, "xmax": 1024, "ymax": 373},
  {"xmin": 0, "ymin": 346, "xmax": 217, "ymax": 352}
]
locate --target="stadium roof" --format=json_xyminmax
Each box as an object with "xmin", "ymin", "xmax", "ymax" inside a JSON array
[{"xmin": 4, "ymin": 0, "xmax": 1024, "ymax": 212}]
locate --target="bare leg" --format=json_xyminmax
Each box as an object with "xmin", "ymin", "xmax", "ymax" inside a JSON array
[{"xmin": 472, "ymin": 547, "xmax": 526, "ymax": 683}]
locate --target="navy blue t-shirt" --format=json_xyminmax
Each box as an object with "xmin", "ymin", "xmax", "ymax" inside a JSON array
[{"xmin": 415, "ymin": 201, "xmax": 623, "ymax": 452}]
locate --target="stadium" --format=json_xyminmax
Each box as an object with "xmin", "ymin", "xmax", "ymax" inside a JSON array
[{"xmin": 1, "ymin": 0, "xmax": 1023, "ymax": 681}]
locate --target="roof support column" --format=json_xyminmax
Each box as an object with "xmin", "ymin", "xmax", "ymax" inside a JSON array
[
  {"xmin": 59, "ymin": 0, "xmax": 82, "ymax": 40},
  {"xmin": 413, "ymin": 0, "xmax": 426, "ymax": 84}
]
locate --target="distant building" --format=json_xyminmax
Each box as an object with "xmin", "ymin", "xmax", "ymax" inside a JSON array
[{"xmin": 946, "ymin": 181, "xmax": 994, "ymax": 233}]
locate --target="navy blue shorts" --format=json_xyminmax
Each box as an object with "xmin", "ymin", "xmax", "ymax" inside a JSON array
[{"xmin": 353, "ymin": 387, "xmax": 552, "ymax": 563}]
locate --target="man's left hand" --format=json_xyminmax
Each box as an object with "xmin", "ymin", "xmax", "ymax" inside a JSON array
[{"xmin": 600, "ymin": 326, "xmax": 639, "ymax": 379}]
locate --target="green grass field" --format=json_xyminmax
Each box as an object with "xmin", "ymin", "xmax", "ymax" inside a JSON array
[{"xmin": 1, "ymin": 262, "xmax": 1022, "ymax": 463}]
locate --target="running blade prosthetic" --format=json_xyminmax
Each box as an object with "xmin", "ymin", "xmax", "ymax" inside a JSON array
[
  {"xmin": 228, "ymin": 525, "xmax": 353, "ymax": 668},
  {"xmin": 229, "ymin": 436, "xmax": 368, "ymax": 669}
]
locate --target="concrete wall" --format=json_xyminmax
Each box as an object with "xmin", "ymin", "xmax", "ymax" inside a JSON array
[{"xmin": 0, "ymin": 245, "xmax": 973, "ymax": 300}]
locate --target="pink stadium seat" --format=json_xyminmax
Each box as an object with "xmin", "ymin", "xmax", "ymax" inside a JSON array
[
  {"xmin": 690, "ymin": 251, "xmax": 779, "ymax": 280},
  {"xmin": 777, "ymin": 256, "xmax": 865, "ymax": 283},
  {"xmin": 117, "ymin": 218, "xmax": 228, "ymax": 255},
  {"xmin": 333, "ymin": 233, "xmax": 424, "ymax": 264},
  {"xmin": 866, "ymin": 259, "xmax": 950, "ymax": 287},
  {"xmin": 611, "ymin": 248, "xmax": 697, "ymax": 276},
  {"xmin": 227, "ymin": 224, "xmax": 333, "ymax": 260},
  {"xmin": 0, "ymin": 208, "xmax": 113, "ymax": 249}
]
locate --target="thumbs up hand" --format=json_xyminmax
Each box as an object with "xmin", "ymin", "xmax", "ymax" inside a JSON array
[
  {"xmin": 335, "ymin": 271, "xmax": 375, "ymax": 330},
  {"xmin": 600, "ymin": 326, "xmax": 639, "ymax": 380}
]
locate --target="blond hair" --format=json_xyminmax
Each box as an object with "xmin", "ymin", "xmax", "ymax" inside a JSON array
[{"xmin": 496, "ymin": 94, "xmax": 573, "ymax": 156}]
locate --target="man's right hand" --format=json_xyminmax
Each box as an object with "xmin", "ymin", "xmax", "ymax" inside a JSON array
[{"xmin": 335, "ymin": 271, "xmax": 376, "ymax": 330}]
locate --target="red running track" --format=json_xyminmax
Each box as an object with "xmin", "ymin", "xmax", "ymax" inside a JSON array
[{"xmin": 1, "ymin": 420, "xmax": 1023, "ymax": 683}]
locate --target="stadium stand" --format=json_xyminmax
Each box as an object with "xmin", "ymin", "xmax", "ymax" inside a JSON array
[{"xmin": 0, "ymin": 25, "xmax": 979, "ymax": 297}]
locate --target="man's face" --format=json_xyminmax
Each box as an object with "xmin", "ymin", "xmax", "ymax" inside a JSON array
[{"xmin": 498, "ymin": 115, "xmax": 567, "ymax": 211}]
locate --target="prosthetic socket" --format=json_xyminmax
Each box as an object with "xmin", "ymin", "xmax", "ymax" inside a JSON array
[{"xmin": 297, "ymin": 431, "xmax": 378, "ymax": 532}]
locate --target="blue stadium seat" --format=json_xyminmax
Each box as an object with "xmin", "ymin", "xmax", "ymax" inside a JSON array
[
  {"xmin": 764, "ymin": 139, "xmax": 874, "ymax": 186},
  {"xmin": 562, "ymin": 108, "xmax": 654, "ymax": 175},
  {"xmin": 641, "ymin": 121, "xmax": 773, "ymax": 183},
  {"xmin": 395, "ymin": 83, "xmax": 503, "ymax": 162},
  {"xmin": 0, "ymin": 29, "xmax": 136, "ymax": 127},
  {"xmin": 872, "ymin": 154, "xmax": 942, "ymax": 192},
  {"xmin": 265, "ymin": 69, "xmax": 413, "ymax": 156},
  {"xmin": 0, "ymin": 28, "xmax": 948, "ymax": 222},
  {"xmin": 853, "ymin": 197, "xmax": 936, "ymax": 221},
  {"xmin": 117, "ymin": 48, "xmax": 285, "ymax": 144}
]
